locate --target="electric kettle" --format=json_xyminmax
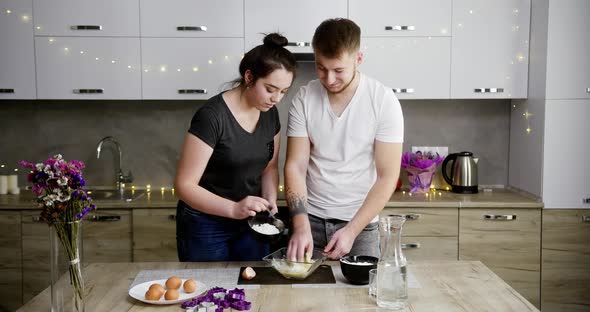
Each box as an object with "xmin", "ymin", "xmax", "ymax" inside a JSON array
[{"xmin": 442, "ymin": 151, "xmax": 478, "ymax": 194}]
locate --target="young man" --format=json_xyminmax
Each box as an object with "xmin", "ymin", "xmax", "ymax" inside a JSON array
[{"xmin": 285, "ymin": 18, "xmax": 404, "ymax": 261}]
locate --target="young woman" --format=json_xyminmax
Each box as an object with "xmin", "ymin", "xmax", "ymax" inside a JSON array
[{"xmin": 175, "ymin": 33, "xmax": 297, "ymax": 261}]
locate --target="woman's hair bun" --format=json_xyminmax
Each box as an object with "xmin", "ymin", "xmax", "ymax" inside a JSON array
[{"xmin": 263, "ymin": 33, "xmax": 288, "ymax": 48}]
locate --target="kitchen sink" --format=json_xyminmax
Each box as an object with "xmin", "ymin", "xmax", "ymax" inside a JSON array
[{"xmin": 86, "ymin": 189, "xmax": 146, "ymax": 202}]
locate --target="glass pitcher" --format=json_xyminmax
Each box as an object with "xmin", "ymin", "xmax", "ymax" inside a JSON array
[{"xmin": 376, "ymin": 215, "xmax": 408, "ymax": 310}]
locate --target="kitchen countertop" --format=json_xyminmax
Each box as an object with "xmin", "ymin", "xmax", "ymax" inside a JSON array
[
  {"xmin": 0, "ymin": 187, "xmax": 542, "ymax": 210},
  {"xmin": 17, "ymin": 260, "xmax": 539, "ymax": 312}
]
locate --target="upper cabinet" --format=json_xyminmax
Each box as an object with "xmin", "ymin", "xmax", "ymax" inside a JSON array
[
  {"xmin": 451, "ymin": 0, "xmax": 531, "ymax": 99},
  {"xmin": 35, "ymin": 37, "xmax": 141, "ymax": 99},
  {"xmin": 142, "ymin": 38, "xmax": 243, "ymax": 99},
  {"xmin": 0, "ymin": 0, "xmax": 36, "ymax": 99},
  {"xmin": 349, "ymin": 0, "xmax": 452, "ymax": 37},
  {"xmin": 32, "ymin": 0, "xmax": 139, "ymax": 37},
  {"xmin": 361, "ymin": 37, "xmax": 451, "ymax": 99},
  {"xmin": 542, "ymin": 99, "xmax": 590, "ymax": 208},
  {"xmin": 352, "ymin": 0, "xmax": 452, "ymax": 99},
  {"xmin": 140, "ymin": 0, "xmax": 243, "ymax": 38},
  {"xmin": 545, "ymin": 0, "xmax": 590, "ymax": 100},
  {"xmin": 244, "ymin": 0, "xmax": 347, "ymax": 52}
]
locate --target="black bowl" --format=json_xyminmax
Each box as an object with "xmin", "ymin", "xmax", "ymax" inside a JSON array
[
  {"xmin": 339, "ymin": 255, "xmax": 378, "ymax": 285},
  {"xmin": 247, "ymin": 210, "xmax": 286, "ymax": 242}
]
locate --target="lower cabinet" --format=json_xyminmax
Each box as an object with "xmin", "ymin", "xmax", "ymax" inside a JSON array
[
  {"xmin": 381, "ymin": 208, "xmax": 458, "ymax": 261},
  {"xmin": 21, "ymin": 209, "xmax": 133, "ymax": 304},
  {"xmin": 132, "ymin": 208, "xmax": 177, "ymax": 262},
  {"xmin": 83, "ymin": 209, "xmax": 133, "ymax": 263},
  {"xmin": 21, "ymin": 210, "xmax": 51, "ymax": 304},
  {"xmin": 0, "ymin": 211, "xmax": 22, "ymax": 312},
  {"xmin": 459, "ymin": 208, "xmax": 541, "ymax": 308},
  {"xmin": 542, "ymin": 209, "xmax": 590, "ymax": 312}
]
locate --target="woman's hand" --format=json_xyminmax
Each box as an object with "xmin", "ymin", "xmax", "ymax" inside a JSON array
[
  {"xmin": 268, "ymin": 202, "xmax": 278, "ymax": 215},
  {"xmin": 232, "ymin": 196, "xmax": 270, "ymax": 219}
]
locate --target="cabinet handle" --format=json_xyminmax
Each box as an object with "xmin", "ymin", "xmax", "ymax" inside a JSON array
[
  {"xmin": 392, "ymin": 88, "xmax": 414, "ymax": 94},
  {"xmin": 402, "ymin": 243, "xmax": 420, "ymax": 249},
  {"xmin": 484, "ymin": 214, "xmax": 516, "ymax": 221},
  {"xmin": 168, "ymin": 214, "xmax": 176, "ymax": 221},
  {"xmin": 583, "ymin": 198, "xmax": 590, "ymax": 204},
  {"xmin": 404, "ymin": 214, "xmax": 421, "ymax": 220},
  {"xmin": 474, "ymin": 88, "xmax": 504, "ymax": 93},
  {"xmin": 31, "ymin": 216, "xmax": 44, "ymax": 223},
  {"xmin": 582, "ymin": 216, "xmax": 590, "ymax": 222},
  {"xmin": 586, "ymin": 87, "xmax": 590, "ymax": 93},
  {"xmin": 70, "ymin": 25, "xmax": 102, "ymax": 31},
  {"xmin": 73, "ymin": 89, "xmax": 103, "ymax": 94},
  {"xmin": 89, "ymin": 215, "xmax": 121, "ymax": 222},
  {"xmin": 178, "ymin": 89, "xmax": 207, "ymax": 94},
  {"xmin": 385, "ymin": 25, "xmax": 415, "ymax": 31},
  {"xmin": 0, "ymin": 88, "xmax": 15, "ymax": 94},
  {"xmin": 177, "ymin": 26, "xmax": 207, "ymax": 31},
  {"xmin": 287, "ymin": 42, "xmax": 311, "ymax": 47}
]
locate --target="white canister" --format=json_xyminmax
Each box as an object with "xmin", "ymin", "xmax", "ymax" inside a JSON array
[
  {"xmin": 0, "ymin": 175, "xmax": 7, "ymax": 195},
  {"xmin": 7, "ymin": 174, "xmax": 18, "ymax": 191}
]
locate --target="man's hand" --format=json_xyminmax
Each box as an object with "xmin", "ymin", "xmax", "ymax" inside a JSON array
[
  {"xmin": 323, "ymin": 225, "xmax": 357, "ymax": 259},
  {"xmin": 287, "ymin": 215, "xmax": 314, "ymax": 262}
]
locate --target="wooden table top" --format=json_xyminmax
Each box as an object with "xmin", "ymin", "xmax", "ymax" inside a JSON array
[{"xmin": 17, "ymin": 261, "xmax": 539, "ymax": 312}]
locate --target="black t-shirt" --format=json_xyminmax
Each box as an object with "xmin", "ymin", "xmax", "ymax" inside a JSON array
[{"xmin": 186, "ymin": 92, "xmax": 280, "ymax": 202}]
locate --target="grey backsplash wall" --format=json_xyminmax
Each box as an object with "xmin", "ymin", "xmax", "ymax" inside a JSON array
[{"xmin": 0, "ymin": 63, "xmax": 510, "ymax": 191}]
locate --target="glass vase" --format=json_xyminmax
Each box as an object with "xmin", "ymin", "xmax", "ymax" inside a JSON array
[
  {"xmin": 50, "ymin": 220, "xmax": 85, "ymax": 312},
  {"xmin": 377, "ymin": 215, "xmax": 408, "ymax": 310}
]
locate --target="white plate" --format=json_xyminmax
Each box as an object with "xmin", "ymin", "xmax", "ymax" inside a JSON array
[{"xmin": 128, "ymin": 279, "xmax": 207, "ymax": 305}]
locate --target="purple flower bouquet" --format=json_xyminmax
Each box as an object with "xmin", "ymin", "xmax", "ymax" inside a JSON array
[
  {"xmin": 401, "ymin": 151, "xmax": 444, "ymax": 193},
  {"xmin": 20, "ymin": 154, "xmax": 95, "ymax": 310}
]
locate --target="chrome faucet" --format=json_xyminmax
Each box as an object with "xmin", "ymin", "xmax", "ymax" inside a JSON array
[{"xmin": 96, "ymin": 136, "xmax": 133, "ymax": 193}]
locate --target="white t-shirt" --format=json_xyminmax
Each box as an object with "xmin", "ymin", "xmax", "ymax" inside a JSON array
[{"xmin": 287, "ymin": 73, "xmax": 404, "ymax": 221}]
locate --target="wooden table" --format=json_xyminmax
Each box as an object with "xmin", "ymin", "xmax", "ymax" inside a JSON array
[{"xmin": 18, "ymin": 261, "xmax": 539, "ymax": 312}]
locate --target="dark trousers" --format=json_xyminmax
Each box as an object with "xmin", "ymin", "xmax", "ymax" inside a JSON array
[{"xmin": 176, "ymin": 202, "xmax": 269, "ymax": 261}]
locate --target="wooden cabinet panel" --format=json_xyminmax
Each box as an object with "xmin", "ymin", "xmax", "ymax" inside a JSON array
[
  {"xmin": 0, "ymin": 211, "xmax": 22, "ymax": 311},
  {"xmin": 542, "ymin": 209, "xmax": 590, "ymax": 312},
  {"xmin": 21, "ymin": 211, "xmax": 50, "ymax": 303},
  {"xmin": 381, "ymin": 208, "xmax": 458, "ymax": 236},
  {"xmin": 132, "ymin": 208, "xmax": 177, "ymax": 262},
  {"xmin": 402, "ymin": 236, "xmax": 457, "ymax": 261},
  {"xmin": 83, "ymin": 209, "xmax": 132, "ymax": 263},
  {"xmin": 381, "ymin": 208, "xmax": 458, "ymax": 261},
  {"xmin": 459, "ymin": 208, "xmax": 541, "ymax": 308}
]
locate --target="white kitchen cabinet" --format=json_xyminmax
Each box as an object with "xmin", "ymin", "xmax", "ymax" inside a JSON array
[
  {"xmin": 545, "ymin": 0, "xmax": 590, "ymax": 100},
  {"xmin": 349, "ymin": 0, "xmax": 451, "ymax": 37},
  {"xmin": 140, "ymin": 0, "xmax": 243, "ymax": 38},
  {"xmin": 33, "ymin": 0, "xmax": 139, "ymax": 37},
  {"xmin": 0, "ymin": 0, "xmax": 36, "ymax": 99},
  {"xmin": 361, "ymin": 37, "xmax": 450, "ymax": 99},
  {"xmin": 542, "ymin": 100, "xmax": 590, "ymax": 208},
  {"xmin": 244, "ymin": 0, "xmax": 347, "ymax": 53},
  {"xmin": 451, "ymin": 0, "xmax": 530, "ymax": 99},
  {"xmin": 35, "ymin": 37, "xmax": 141, "ymax": 99},
  {"xmin": 142, "ymin": 38, "xmax": 243, "ymax": 100}
]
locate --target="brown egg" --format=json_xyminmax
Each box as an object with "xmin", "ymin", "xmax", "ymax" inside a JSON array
[
  {"xmin": 183, "ymin": 279, "xmax": 196, "ymax": 293},
  {"xmin": 148, "ymin": 283, "xmax": 165, "ymax": 297},
  {"xmin": 164, "ymin": 288, "xmax": 179, "ymax": 300},
  {"xmin": 165, "ymin": 276, "xmax": 182, "ymax": 289},
  {"xmin": 145, "ymin": 288, "xmax": 162, "ymax": 301},
  {"xmin": 241, "ymin": 267, "xmax": 256, "ymax": 280}
]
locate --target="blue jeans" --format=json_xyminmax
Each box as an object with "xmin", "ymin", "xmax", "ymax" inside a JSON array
[{"xmin": 176, "ymin": 201, "xmax": 269, "ymax": 261}]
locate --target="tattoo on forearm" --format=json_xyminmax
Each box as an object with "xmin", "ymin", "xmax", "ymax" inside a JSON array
[{"xmin": 286, "ymin": 188, "xmax": 308, "ymax": 218}]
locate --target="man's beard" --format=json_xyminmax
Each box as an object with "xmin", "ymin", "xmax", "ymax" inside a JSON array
[{"xmin": 325, "ymin": 67, "xmax": 357, "ymax": 95}]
